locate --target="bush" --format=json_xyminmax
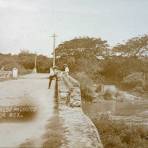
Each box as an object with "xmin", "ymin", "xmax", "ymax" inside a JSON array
[
  {"xmin": 81, "ymin": 86, "xmax": 94, "ymax": 101},
  {"xmin": 95, "ymin": 84, "xmax": 102, "ymax": 93},
  {"xmin": 122, "ymin": 72, "xmax": 145, "ymax": 90},
  {"xmin": 75, "ymin": 72, "xmax": 94, "ymax": 101},
  {"xmin": 0, "ymin": 52, "xmax": 52, "ymax": 74},
  {"xmin": 93, "ymin": 119, "xmax": 148, "ymax": 148},
  {"xmin": 103, "ymin": 89, "xmax": 115, "ymax": 100}
]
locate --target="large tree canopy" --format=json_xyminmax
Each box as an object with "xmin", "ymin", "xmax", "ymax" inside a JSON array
[
  {"xmin": 112, "ymin": 35, "xmax": 148, "ymax": 56},
  {"xmin": 56, "ymin": 37, "xmax": 109, "ymax": 57}
]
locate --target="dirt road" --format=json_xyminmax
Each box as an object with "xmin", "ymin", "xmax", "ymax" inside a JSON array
[{"xmin": 0, "ymin": 73, "xmax": 56, "ymax": 147}]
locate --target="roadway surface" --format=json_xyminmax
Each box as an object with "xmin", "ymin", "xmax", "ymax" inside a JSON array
[{"xmin": 0, "ymin": 73, "xmax": 56, "ymax": 147}]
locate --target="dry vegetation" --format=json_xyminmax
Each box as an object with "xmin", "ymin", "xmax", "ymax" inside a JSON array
[
  {"xmin": 93, "ymin": 119, "xmax": 148, "ymax": 148},
  {"xmin": 0, "ymin": 50, "xmax": 52, "ymax": 74},
  {"xmin": 19, "ymin": 140, "xmax": 34, "ymax": 148}
]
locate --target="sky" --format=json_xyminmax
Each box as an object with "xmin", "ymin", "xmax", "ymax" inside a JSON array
[{"xmin": 0, "ymin": 0, "xmax": 148, "ymax": 56}]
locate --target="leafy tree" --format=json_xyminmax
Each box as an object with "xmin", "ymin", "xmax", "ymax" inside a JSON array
[
  {"xmin": 112, "ymin": 35, "xmax": 148, "ymax": 56},
  {"xmin": 56, "ymin": 37, "xmax": 109, "ymax": 57}
]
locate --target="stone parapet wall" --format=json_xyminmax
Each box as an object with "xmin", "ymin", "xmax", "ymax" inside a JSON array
[
  {"xmin": 62, "ymin": 74, "xmax": 81, "ymax": 107},
  {"xmin": 59, "ymin": 73, "xmax": 103, "ymax": 148}
]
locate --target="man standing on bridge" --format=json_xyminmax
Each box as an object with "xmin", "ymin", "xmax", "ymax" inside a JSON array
[
  {"xmin": 64, "ymin": 64, "xmax": 69, "ymax": 76},
  {"xmin": 48, "ymin": 67, "xmax": 56, "ymax": 89}
]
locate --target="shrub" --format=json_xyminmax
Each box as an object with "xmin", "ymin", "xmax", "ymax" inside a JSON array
[
  {"xmin": 75, "ymin": 72, "xmax": 94, "ymax": 101},
  {"xmin": 81, "ymin": 85, "xmax": 94, "ymax": 102},
  {"xmin": 0, "ymin": 52, "xmax": 52, "ymax": 74},
  {"xmin": 122, "ymin": 72, "xmax": 145, "ymax": 90},
  {"xmin": 93, "ymin": 119, "xmax": 148, "ymax": 148}
]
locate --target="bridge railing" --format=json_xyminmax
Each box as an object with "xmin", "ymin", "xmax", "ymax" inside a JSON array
[
  {"xmin": 58, "ymin": 72, "xmax": 103, "ymax": 148},
  {"xmin": 67, "ymin": 75, "xmax": 80, "ymax": 87},
  {"xmin": 61, "ymin": 73, "xmax": 81, "ymax": 107},
  {"xmin": 0, "ymin": 70, "xmax": 12, "ymax": 79}
]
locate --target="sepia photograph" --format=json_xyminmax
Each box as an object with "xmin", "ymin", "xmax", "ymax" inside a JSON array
[{"xmin": 0, "ymin": 0, "xmax": 148, "ymax": 148}]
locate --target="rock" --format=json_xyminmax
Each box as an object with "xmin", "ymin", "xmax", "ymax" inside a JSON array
[
  {"xmin": 104, "ymin": 85, "xmax": 118, "ymax": 95},
  {"xmin": 133, "ymin": 86, "xmax": 144, "ymax": 93},
  {"xmin": 116, "ymin": 91, "xmax": 140, "ymax": 102},
  {"xmin": 60, "ymin": 92, "xmax": 69, "ymax": 99},
  {"xmin": 70, "ymin": 100, "xmax": 81, "ymax": 107},
  {"xmin": 92, "ymin": 99, "xmax": 97, "ymax": 103},
  {"xmin": 98, "ymin": 111, "xmax": 112, "ymax": 120}
]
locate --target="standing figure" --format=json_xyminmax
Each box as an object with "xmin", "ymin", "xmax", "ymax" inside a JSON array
[
  {"xmin": 48, "ymin": 67, "xmax": 55, "ymax": 89},
  {"xmin": 12, "ymin": 68, "xmax": 18, "ymax": 79},
  {"xmin": 64, "ymin": 64, "xmax": 69, "ymax": 76}
]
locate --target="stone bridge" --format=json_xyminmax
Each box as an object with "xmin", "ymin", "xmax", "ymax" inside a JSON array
[{"xmin": 0, "ymin": 73, "xmax": 103, "ymax": 148}]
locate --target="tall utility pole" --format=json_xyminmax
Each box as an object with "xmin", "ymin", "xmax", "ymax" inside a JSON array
[
  {"xmin": 50, "ymin": 33, "xmax": 57, "ymax": 67},
  {"xmin": 35, "ymin": 53, "xmax": 37, "ymax": 72},
  {"xmin": 33, "ymin": 52, "xmax": 37, "ymax": 73}
]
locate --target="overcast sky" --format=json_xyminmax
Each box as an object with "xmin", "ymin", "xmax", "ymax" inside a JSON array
[{"xmin": 0, "ymin": 0, "xmax": 148, "ymax": 55}]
